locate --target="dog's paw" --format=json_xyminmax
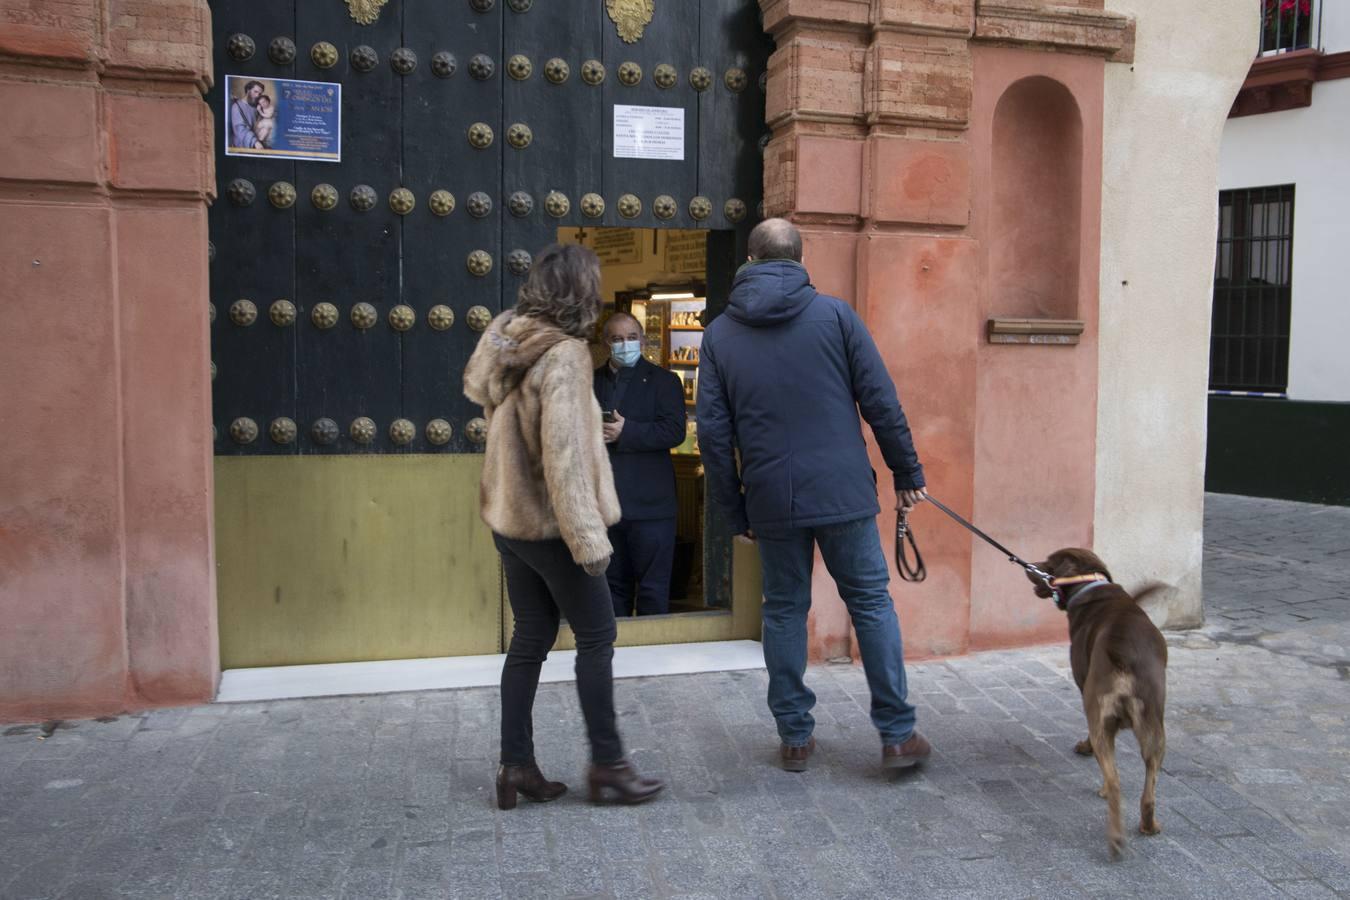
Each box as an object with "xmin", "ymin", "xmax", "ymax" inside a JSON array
[
  {"xmin": 1074, "ymin": 739, "xmax": 1094, "ymax": 756},
  {"xmin": 1098, "ymin": 785, "xmax": 1109, "ymax": 799},
  {"xmin": 1108, "ymin": 835, "xmax": 1126, "ymax": 861},
  {"xmin": 1139, "ymin": 820, "xmax": 1162, "ymax": 836}
]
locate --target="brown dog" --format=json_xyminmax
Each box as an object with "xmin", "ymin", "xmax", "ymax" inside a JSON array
[{"xmin": 1029, "ymin": 548, "xmax": 1167, "ymax": 858}]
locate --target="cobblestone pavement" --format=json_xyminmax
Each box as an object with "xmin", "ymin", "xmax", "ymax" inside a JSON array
[
  {"xmin": 1200, "ymin": 493, "xmax": 1350, "ymax": 671},
  {"xmin": 2, "ymin": 494, "xmax": 1348, "ymax": 900}
]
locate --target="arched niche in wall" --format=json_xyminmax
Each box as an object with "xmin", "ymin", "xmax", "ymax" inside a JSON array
[{"xmin": 990, "ymin": 76, "xmax": 1084, "ymax": 322}]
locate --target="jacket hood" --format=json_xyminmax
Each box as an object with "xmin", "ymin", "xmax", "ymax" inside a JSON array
[
  {"xmin": 464, "ymin": 311, "xmax": 572, "ymax": 407},
  {"xmin": 725, "ymin": 259, "xmax": 818, "ymax": 327}
]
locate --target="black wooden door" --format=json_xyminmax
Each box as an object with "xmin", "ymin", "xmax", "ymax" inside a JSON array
[{"xmin": 208, "ymin": 0, "xmax": 770, "ymax": 459}]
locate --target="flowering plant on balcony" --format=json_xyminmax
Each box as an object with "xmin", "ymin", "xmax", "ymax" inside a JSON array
[{"xmin": 1262, "ymin": 0, "xmax": 1314, "ymax": 52}]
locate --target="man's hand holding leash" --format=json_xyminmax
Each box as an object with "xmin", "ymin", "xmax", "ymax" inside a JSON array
[{"xmin": 898, "ymin": 488, "xmax": 928, "ymax": 514}]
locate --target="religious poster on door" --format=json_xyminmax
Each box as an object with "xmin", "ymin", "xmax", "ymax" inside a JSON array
[{"xmin": 224, "ymin": 75, "xmax": 341, "ymax": 162}]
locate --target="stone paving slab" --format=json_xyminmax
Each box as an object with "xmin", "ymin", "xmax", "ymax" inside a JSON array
[
  {"xmin": 1201, "ymin": 493, "xmax": 1350, "ymax": 671},
  {"xmin": 1, "ymin": 493, "xmax": 1347, "ymax": 900}
]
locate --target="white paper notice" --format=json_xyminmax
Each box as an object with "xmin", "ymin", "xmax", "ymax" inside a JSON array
[{"xmin": 613, "ymin": 105, "xmax": 685, "ymax": 161}]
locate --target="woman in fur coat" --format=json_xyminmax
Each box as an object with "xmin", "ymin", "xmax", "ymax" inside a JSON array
[{"xmin": 464, "ymin": 243, "xmax": 665, "ymax": 809}]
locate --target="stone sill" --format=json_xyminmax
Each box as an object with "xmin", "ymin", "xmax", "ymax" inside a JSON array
[
  {"xmin": 987, "ymin": 317, "xmax": 1084, "ymax": 345},
  {"xmin": 1230, "ymin": 49, "xmax": 1350, "ymax": 118}
]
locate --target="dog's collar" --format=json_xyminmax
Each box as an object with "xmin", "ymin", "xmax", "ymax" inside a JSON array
[
  {"xmin": 1054, "ymin": 574, "xmax": 1112, "ymax": 610},
  {"xmin": 1050, "ymin": 574, "xmax": 1109, "ymax": 588}
]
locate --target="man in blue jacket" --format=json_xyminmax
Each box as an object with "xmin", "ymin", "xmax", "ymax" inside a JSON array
[
  {"xmin": 595, "ymin": 312, "xmax": 688, "ymax": 617},
  {"xmin": 697, "ymin": 219, "xmax": 932, "ymax": 772}
]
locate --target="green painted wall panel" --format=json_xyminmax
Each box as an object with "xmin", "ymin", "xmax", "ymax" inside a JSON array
[{"xmin": 1206, "ymin": 397, "xmax": 1350, "ymax": 506}]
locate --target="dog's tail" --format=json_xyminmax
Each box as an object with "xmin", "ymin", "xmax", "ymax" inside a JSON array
[{"xmin": 1132, "ymin": 582, "xmax": 1169, "ymax": 611}]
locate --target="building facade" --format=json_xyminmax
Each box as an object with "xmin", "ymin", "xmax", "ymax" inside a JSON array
[
  {"xmin": 0, "ymin": 0, "xmax": 1253, "ymax": 722},
  {"xmin": 1208, "ymin": 0, "xmax": 1350, "ymax": 505}
]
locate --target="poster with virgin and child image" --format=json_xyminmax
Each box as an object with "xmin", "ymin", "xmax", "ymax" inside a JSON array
[{"xmin": 224, "ymin": 75, "xmax": 341, "ymax": 162}]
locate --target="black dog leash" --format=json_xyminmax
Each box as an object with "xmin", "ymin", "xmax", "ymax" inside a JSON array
[
  {"xmin": 895, "ymin": 494, "xmax": 1058, "ymax": 601},
  {"xmin": 895, "ymin": 509, "xmax": 926, "ymax": 582}
]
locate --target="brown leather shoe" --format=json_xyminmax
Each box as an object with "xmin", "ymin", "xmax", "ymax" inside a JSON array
[
  {"xmin": 780, "ymin": 737, "xmax": 816, "ymax": 772},
  {"xmin": 587, "ymin": 760, "xmax": 664, "ymax": 805},
  {"xmin": 881, "ymin": 732, "xmax": 932, "ymax": 770},
  {"xmin": 495, "ymin": 763, "xmax": 567, "ymax": 810}
]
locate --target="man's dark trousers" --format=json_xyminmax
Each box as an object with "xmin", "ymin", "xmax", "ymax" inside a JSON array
[{"xmin": 607, "ymin": 518, "xmax": 677, "ymax": 617}]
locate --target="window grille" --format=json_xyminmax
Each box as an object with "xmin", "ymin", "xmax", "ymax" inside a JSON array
[
  {"xmin": 1209, "ymin": 185, "xmax": 1294, "ymax": 394},
  {"xmin": 1260, "ymin": 0, "xmax": 1321, "ymax": 55}
]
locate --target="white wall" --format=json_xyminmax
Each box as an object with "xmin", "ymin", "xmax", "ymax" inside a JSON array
[
  {"xmin": 1096, "ymin": 0, "xmax": 1257, "ymax": 627},
  {"xmin": 1219, "ymin": 78, "xmax": 1350, "ymax": 402},
  {"xmin": 1320, "ymin": 0, "xmax": 1350, "ymax": 53}
]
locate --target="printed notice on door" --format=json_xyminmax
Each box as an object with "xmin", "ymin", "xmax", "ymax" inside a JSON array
[
  {"xmin": 613, "ymin": 105, "xmax": 685, "ymax": 161},
  {"xmin": 225, "ymin": 75, "xmax": 341, "ymax": 162}
]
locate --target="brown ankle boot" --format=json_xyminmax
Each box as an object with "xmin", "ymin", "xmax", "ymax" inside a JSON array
[
  {"xmin": 586, "ymin": 760, "xmax": 664, "ymax": 805},
  {"xmin": 495, "ymin": 763, "xmax": 567, "ymax": 810}
]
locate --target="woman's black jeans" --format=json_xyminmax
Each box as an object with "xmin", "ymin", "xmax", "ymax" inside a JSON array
[{"xmin": 494, "ymin": 534, "xmax": 624, "ymax": 766}]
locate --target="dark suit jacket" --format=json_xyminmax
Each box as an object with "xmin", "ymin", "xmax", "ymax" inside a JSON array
[{"xmin": 594, "ymin": 357, "xmax": 687, "ymax": 521}]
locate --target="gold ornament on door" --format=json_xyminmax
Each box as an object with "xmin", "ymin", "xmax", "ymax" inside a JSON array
[
  {"xmin": 606, "ymin": 0, "xmax": 655, "ymax": 43},
  {"xmin": 346, "ymin": 0, "xmax": 388, "ymax": 26}
]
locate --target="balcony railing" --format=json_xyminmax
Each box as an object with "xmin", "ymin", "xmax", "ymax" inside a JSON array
[{"xmin": 1260, "ymin": 0, "xmax": 1322, "ymax": 55}]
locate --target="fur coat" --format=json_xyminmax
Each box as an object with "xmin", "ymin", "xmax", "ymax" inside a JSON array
[{"xmin": 464, "ymin": 311, "xmax": 621, "ymax": 568}]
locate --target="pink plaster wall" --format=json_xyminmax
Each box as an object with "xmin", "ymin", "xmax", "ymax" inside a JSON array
[
  {"xmin": 859, "ymin": 234, "xmax": 981, "ymax": 660},
  {"xmin": 117, "ymin": 207, "xmax": 219, "ymax": 705},
  {"xmin": 968, "ymin": 47, "xmax": 1104, "ymax": 649},
  {"xmin": 0, "ymin": 207, "xmax": 132, "ymax": 720},
  {"xmin": 799, "ymin": 228, "xmax": 986, "ymax": 663},
  {"xmin": 0, "ymin": 0, "xmax": 217, "ymax": 722}
]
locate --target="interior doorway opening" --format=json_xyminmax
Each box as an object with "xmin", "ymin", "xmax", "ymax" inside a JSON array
[{"xmin": 557, "ymin": 225, "xmax": 739, "ymax": 625}]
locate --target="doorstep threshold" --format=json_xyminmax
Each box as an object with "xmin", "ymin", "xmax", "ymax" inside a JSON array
[{"xmin": 216, "ymin": 639, "xmax": 765, "ymax": 704}]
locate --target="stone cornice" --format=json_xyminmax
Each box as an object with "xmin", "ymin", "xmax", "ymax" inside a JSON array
[
  {"xmin": 767, "ymin": 109, "xmax": 869, "ymax": 130},
  {"xmin": 0, "ymin": 179, "xmax": 212, "ymax": 205},
  {"xmin": 0, "ymin": 1, "xmax": 212, "ymax": 93},
  {"xmin": 871, "ymin": 21, "xmax": 974, "ymax": 38},
  {"xmin": 763, "ymin": 0, "xmax": 976, "ymax": 40},
  {"xmin": 0, "ymin": 56, "xmax": 211, "ymax": 95},
  {"xmin": 1322, "ymin": 50, "xmax": 1350, "ymax": 81},
  {"xmin": 865, "ymin": 113, "xmax": 968, "ymax": 130},
  {"xmin": 973, "ymin": 2, "xmax": 1132, "ymax": 59},
  {"xmin": 870, "ymin": 0, "xmax": 975, "ymax": 38},
  {"xmin": 761, "ymin": 0, "xmax": 873, "ymax": 37}
]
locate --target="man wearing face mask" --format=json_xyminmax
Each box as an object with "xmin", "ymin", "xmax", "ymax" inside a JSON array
[{"xmin": 593, "ymin": 312, "xmax": 688, "ymax": 617}]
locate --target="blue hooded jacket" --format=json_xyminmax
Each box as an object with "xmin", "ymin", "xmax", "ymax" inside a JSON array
[{"xmin": 696, "ymin": 259, "xmax": 924, "ymax": 534}]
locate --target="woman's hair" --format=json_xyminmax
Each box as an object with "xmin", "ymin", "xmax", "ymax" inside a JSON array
[{"xmin": 515, "ymin": 243, "xmax": 602, "ymax": 338}]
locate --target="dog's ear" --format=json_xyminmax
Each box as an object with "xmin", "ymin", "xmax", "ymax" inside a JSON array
[
  {"xmin": 1058, "ymin": 548, "xmax": 1110, "ymax": 579},
  {"xmin": 1081, "ymin": 549, "xmax": 1112, "ymax": 581}
]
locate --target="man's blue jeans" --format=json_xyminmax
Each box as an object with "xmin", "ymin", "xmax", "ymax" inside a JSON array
[{"xmin": 756, "ymin": 516, "xmax": 917, "ymax": 747}]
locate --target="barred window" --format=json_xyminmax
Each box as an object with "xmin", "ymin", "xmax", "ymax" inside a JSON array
[
  {"xmin": 1209, "ymin": 185, "xmax": 1294, "ymax": 394},
  {"xmin": 1260, "ymin": 0, "xmax": 1319, "ymax": 54}
]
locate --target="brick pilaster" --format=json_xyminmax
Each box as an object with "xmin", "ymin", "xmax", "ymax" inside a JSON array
[{"xmin": 0, "ymin": 0, "xmax": 218, "ymax": 721}]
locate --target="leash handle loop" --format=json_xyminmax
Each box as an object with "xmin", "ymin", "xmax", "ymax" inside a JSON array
[{"xmin": 895, "ymin": 510, "xmax": 927, "ymax": 583}]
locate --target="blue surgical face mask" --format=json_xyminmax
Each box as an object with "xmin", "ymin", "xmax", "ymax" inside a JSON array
[{"xmin": 611, "ymin": 339, "xmax": 642, "ymax": 368}]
